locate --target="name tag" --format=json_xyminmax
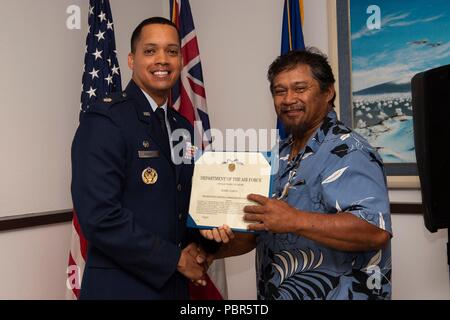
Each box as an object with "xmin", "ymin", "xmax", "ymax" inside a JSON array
[
  {"xmin": 184, "ymin": 142, "xmax": 199, "ymax": 160},
  {"xmin": 138, "ymin": 150, "xmax": 160, "ymax": 158}
]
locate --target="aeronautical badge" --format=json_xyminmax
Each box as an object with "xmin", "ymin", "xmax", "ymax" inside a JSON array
[
  {"xmin": 184, "ymin": 142, "xmax": 198, "ymax": 160},
  {"xmin": 142, "ymin": 167, "xmax": 158, "ymax": 185}
]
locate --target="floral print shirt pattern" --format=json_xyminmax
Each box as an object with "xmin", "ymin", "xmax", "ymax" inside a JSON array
[{"xmin": 256, "ymin": 110, "xmax": 392, "ymax": 300}]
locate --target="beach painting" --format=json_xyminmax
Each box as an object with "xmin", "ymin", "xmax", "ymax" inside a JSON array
[{"xmin": 349, "ymin": 0, "xmax": 450, "ymax": 163}]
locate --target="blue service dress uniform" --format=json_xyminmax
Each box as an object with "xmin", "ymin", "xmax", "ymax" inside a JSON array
[{"xmin": 71, "ymin": 80, "xmax": 210, "ymax": 299}]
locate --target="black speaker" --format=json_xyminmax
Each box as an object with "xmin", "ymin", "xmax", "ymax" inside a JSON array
[{"xmin": 411, "ymin": 64, "xmax": 450, "ymax": 232}]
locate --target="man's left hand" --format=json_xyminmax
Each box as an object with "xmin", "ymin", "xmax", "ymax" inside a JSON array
[{"xmin": 244, "ymin": 194, "xmax": 299, "ymax": 233}]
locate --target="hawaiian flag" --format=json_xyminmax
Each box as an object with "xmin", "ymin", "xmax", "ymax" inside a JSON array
[
  {"xmin": 66, "ymin": 0, "xmax": 122, "ymax": 299},
  {"xmin": 170, "ymin": 0, "xmax": 228, "ymax": 300},
  {"xmin": 170, "ymin": 0, "xmax": 211, "ymax": 139},
  {"xmin": 278, "ymin": 0, "xmax": 305, "ymax": 139}
]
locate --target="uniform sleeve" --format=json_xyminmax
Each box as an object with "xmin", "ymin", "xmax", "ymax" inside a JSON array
[
  {"xmin": 319, "ymin": 147, "xmax": 392, "ymax": 235},
  {"xmin": 71, "ymin": 110, "xmax": 181, "ymax": 290},
  {"xmin": 188, "ymin": 229, "xmax": 221, "ymax": 254}
]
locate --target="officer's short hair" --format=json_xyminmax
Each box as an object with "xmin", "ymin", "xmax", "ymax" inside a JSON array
[
  {"xmin": 130, "ymin": 17, "xmax": 181, "ymax": 53},
  {"xmin": 267, "ymin": 47, "xmax": 336, "ymax": 107}
]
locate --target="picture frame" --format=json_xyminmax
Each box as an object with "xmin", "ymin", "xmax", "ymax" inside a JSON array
[{"xmin": 333, "ymin": 0, "xmax": 430, "ymax": 188}]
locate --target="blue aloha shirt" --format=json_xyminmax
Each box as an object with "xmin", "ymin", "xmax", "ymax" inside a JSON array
[{"xmin": 256, "ymin": 110, "xmax": 392, "ymax": 300}]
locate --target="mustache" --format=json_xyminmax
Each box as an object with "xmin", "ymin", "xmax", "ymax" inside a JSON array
[{"xmin": 280, "ymin": 104, "xmax": 305, "ymax": 113}]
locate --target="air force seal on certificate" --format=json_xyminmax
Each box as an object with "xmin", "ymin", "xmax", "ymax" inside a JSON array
[{"xmin": 142, "ymin": 167, "xmax": 158, "ymax": 185}]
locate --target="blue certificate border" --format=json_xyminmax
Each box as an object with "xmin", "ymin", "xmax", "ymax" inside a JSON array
[{"xmin": 187, "ymin": 150, "xmax": 277, "ymax": 233}]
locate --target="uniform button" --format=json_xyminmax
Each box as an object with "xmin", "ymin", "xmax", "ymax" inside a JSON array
[
  {"xmin": 177, "ymin": 242, "xmax": 182, "ymax": 248},
  {"xmin": 178, "ymin": 213, "xmax": 182, "ymax": 220},
  {"xmin": 177, "ymin": 184, "xmax": 182, "ymax": 191}
]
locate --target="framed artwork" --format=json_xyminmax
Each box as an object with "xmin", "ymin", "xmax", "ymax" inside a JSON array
[{"xmin": 336, "ymin": 0, "xmax": 450, "ymax": 188}]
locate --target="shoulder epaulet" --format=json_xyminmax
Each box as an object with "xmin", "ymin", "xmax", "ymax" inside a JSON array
[
  {"xmin": 88, "ymin": 91, "xmax": 130, "ymax": 112},
  {"xmin": 169, "ymin": 107, "xmax": 193, "ymax": 127}
]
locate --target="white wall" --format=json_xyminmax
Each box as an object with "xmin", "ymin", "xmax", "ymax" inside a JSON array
[
  {"xmin": 0, "ymin": 0, "xmax": 448, "ymax": 300},
  {"xmin": 391, "ymin": 214, "xmax": 449, "ymax": 299},
  {"xmin": 179, "ymin": 0, "xmax": 281, "ymax": 137},
  {"xmin": 0, "ymin": 0, "xmax": 87, "ymax": 217},
  {"xmin": 0, "ymin": 223, "xmax": 72, "ymax": 299}
]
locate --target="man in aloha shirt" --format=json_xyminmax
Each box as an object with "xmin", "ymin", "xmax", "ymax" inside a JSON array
[
  {"xmin": 255, "ymin": 109, "xmax": 392, "ymax": 300},
  {"xmin": 201, "ymin": 48, "xmax": 392, "ymax": 300}
]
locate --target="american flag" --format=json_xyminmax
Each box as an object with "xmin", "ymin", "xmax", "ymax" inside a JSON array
[
  {"xmin": 66, "ymin": 0, "xmax": 121, "ymax": 299},
  {"xmin": 170, "ymin": 0, "xmax": 228, "ymax": 300}
]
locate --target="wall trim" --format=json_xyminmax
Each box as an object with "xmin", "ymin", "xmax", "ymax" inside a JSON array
[
  {"xmin": 0, "ymin": 210, "xmax": 73, "ymax": 232},
  {"xmin": 0, "ymin": 204, "xmax": 424, "ymax": 232},
  {"xmin": 390, "ymin": 203, "xmax": 423, "ymax": 215}
]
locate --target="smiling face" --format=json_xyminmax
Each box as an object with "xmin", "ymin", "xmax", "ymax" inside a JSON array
[
  {"xmin": 272, "ymin": 64, "xmax": 335, "ymax": 138},
  {"xmin": 128, "ymin": 23, "xmax": 182, "ymax": 106}
]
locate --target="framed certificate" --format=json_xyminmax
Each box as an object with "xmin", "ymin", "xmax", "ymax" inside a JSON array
[{"xmin": 187, "ymin": 151, "xmax": 275, "ymax": 232}]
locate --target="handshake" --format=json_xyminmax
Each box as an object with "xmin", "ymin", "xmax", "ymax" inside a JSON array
[
  {"xmin": 176, "ymin": 242, "xmax": 214, "ymax": 286},
  {"xmin": 177, "ymin": 226, "xmax": 235, "ymax": 286}
]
